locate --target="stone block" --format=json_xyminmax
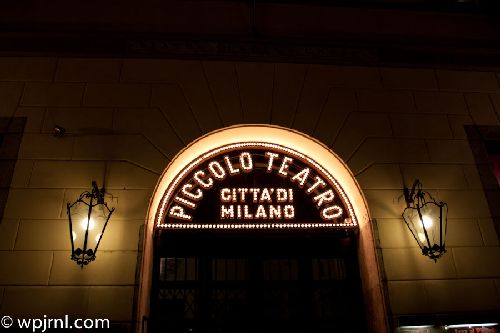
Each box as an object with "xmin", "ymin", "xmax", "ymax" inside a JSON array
[
  {"xmin": 333, "ymin": 112, "xmax": 393, "ymax": 159},
  {"xmin": 462, "ymin": 165, "xmax": 484, "ymax": 189},
  {"xmin": 453, "ymin": 247, "xmax": 500, "ymax": 278},
  {"xmin": 55, "ymin": 58, "xmax": 122, "ymax": 83},
  {"xmin": 0, "ymin": 134, "xmax": 23, "ymax": 160},
  {"xmin": 1, "ymin": 110, "xmax": 32, "ymax": 134},
  {"xmin": 426, "ymin": 139, "xmax": 475, "ymax": 164},
  {"xmin": 414, "ymin": 91, "xmax": 468, "ymax": 114},
  {"xmin": 483, "ymin": 190, "xmax": 500, "ymax": 218},
  {"xmin": 9, "ymin": 160, "xmax": 33, "ymax": 188},
  {"xmin": 173, "ymin": 61, "xmax": 222, "ymax": 132},
  {"xmin": 18, "ymin": 134, "xmax": 74, "ymax": 160},
  {"xmin": 97, "ymin": 220, "xmax": 143, "ymax": 251},
  {"xmin": 357, "ymin": 90, "xmax": 415, "ymax": 113},
  {"xmin": 436, "ymin": 70, "xmax": 500, "ymax": 92},
  {"xmin": 121, "ymin": 59, "xmax": 183, "ymax": 83},
  {"xmin": 437, "ymin": 190, "xmax": 491, "ymax": 219},
  {"xmin": 15, "ymin": 219, "xmax": 70, "ymax": 251},
  {"xmin": 308, "ymin": 65, "xmax": 382, "ymax": 89},
  {"xmin": 203, "ymin": 61, "xmax": 244, "ymax": 126},
  {"xmin": 106, "ymin": 162, "xmax": 158, "ymax": 189},
  {"xmin": 271, "ymin": 63, "xmax": 307, "ymax": 127},
  {"xmin": 0, "ymin": 219, "xmax": 18, "ymax": 250},
  {"xmin": 72, "ymin": 134, "xmax": 168, "ymax": 173},
  {"xmin": 43, "ymin": 107, "xmax": 114, "ymax": 134},
  {"xmin": 0, "ymin": 57, "xmax": 56, "ymax": 81},
  {"xmin": 400, "ymin": 164, "xmax": 467, "ymax": 189},
  {"xmin": 102, "ymin": 189, "xmax": 152, "ymax": 220},
  {"xmin": 49, "ymin": 251, "xmax": 138, "ymax": 285},
  {"xmin": 348, "ymin": 138, "xmax": 429, "ymax": 174},
  {"xmin": 87, "ymin": 287, "xmax": 134, "ymax": 321},
  {"xmin": 382, "ymin": 248, "xmax": 457, "ymax": 280},
  {"xmin": 496, "ymin": 279, "xmax": 500, "ymax": 303},
  {"xmin": 376, "ymin": 218, "xmax": 417, "ymax": 249},
  {"xmin": 0, "ymin": 82, "xmax": 24, "ymax": 117},
  {"xmin": 0, "ymin": 161, "xmax": 13, "ymax": 185},
  {"xmin": 2, "ymin": 286, "xmax": 88, "ymax": 317},
  {"xmin": 388, "ymin": 281, "xmax": 430, "ymax": 314},
  {"xmin": 293, "ymin": 82, "xmax": 335, "ymax": 134},
  {"xmin": 125, "ymin": 60, "xmax": 223, "ymax": 131},
  {"xmin": 84, "ymin": 84, "xmax": 150, "ymax": 107},
  {"xmin": 465, "ymin": 93, "xmax": 499, "ymax": 125},
  {"xmin": 14, "ymin": 107, "xmax": 45, "ymax": 133},
  {"xmin": 0, "ymin": 190, "xmax": 8, "ymax": 221},
  {"xmin": 425, "ymin": 279, "xmax": 500, "ymax": 312},
  {"xmin": 478, "ymin": 218, "xmax": 499, "ymax": 246},
  {"xmin": 236, "ymin": 62, "xmax": 274, "ymax": 124},
  {"xmin": 21, "ymin": 83, "xmax": 84, "ymax": 107},
  {"xmin": 447, "ymin": 114, "xmax": 475, "ymax": 139},
  {"xmin": 4, "ymin": 189, "xmax": 64, "ymax": 219},
  {"xmin": 356, "ymin": 164, "xmax": 402, "ymax": 190},
  {"xmin": 112, "ymin": 108, "xmax": 183, "ymax": 159},
  {"xmin": 491, "ymin": 93, "xmax": 500, "ymax": 119},
  {"xmin": 313, "ymin": 90, "xmax": 356, "ymax": 147},
  {"xmin": 29, "ymin": 161, "xmax": 105, "ymax": 188},
  {"xmin": 381, "ymin": 67, "xmax": 438, "ymax": 90},
  {"xmin": 0, "ymin": 251, "xmax": 53, "ymax": 285},
  {"xmin": 364, "ymin": 189, "xmax": 407, "ymax": 219},
  {"xmin": 0, "ymin": 160, "xmax": 15, "ymax": 187},
  {"xmin": 151, "ymin": 85, "xmax": 202, "ymax": 144},
  {"xmin": 391, "ymin": 113, "xmax": 452, "ymax": 139},
  {"xmin": 446, "ymin": 219, "xmax": 483, "ymax": 247}
]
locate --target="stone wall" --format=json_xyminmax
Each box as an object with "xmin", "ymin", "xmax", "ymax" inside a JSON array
[{"xmin": 0, "ymin": 57, "xmax": 499, "ymax": 330}]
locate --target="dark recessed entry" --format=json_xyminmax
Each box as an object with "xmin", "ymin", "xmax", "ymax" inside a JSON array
[{"xmin": 149, "ymin": 229, "xmax": 367, "ymax": 333}]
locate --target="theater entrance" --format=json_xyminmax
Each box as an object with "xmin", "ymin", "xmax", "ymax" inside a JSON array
[
  {"xmin": 139, "ymin": 126, "xmax": 388, "ymax": 333},
  {"xmin": 149, "ymin": 229, "xmax": 366, "ymax": 333}
]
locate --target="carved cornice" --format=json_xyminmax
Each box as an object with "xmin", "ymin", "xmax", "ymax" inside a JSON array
[{"xmin": 0, "ymin": 32, "xmax": 499, "ymax": 70}]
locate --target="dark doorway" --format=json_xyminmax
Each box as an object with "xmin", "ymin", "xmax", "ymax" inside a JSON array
[{"xmin": 149, "ymin": 229, "xmax": 366, "ymax": 333}]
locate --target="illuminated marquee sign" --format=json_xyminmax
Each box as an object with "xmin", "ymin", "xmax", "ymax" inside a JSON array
[
  {"xmin": 156, "ymin": 143, "xmax": 357, "ymax": 229},
  {"xmin": 445, "ymin": 325, "xmax": 498, "ymax": 333}
]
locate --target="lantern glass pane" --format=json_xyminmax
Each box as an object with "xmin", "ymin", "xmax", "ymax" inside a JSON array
[
  {"xmin": 402, "ymin": 207, "xmax": 425, "ymax": 249},
  {"xmin": 419, "ymin": 201, "xmax": 441, "ymax": 248},
  {"xmin": 88, "ymin": 204, "xmax": 108, "ymax": 250},
  {"xmin": 71, "ymin": 200, "xmax": 109, "ymax": 253},
  {"xmin": 402, "ymin": 195, "xmax": 447, "ymax": 256}
]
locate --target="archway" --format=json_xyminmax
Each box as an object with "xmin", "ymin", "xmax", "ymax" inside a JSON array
[{"xmin": 136, "ymin": 125, "xmax": 388, "ymax": 333}]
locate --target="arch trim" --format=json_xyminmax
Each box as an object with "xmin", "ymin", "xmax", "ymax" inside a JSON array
[{"xmin": 136, "ymin": 124, "xmax": 388, "ymax": 333}]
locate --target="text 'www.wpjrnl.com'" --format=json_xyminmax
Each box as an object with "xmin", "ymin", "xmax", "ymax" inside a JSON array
[{"xmin": 1, "ymin": 315, "xmax": 110, "ymax": 332}]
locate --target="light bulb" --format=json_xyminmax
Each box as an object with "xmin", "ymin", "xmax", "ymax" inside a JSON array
[
  {"xmin": 72, "ymin": 231, "xmax": 77, "ymax": 240},
  {"xmin": 418, "ymin": 232, "xmax": 427, "ymax": 243},
  {"xmin": 422, "ymin": 215, "xmax": 433, "ymax": 229},
  {"xmin": 81, "ymin": 218, "xmax": 95, "ymax": 230},
  {"xmin": 95, "ymin": 233, "xmax": 102, "ymax": 242}
]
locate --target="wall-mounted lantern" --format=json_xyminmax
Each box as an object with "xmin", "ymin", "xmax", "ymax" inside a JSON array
[
  {"xmin": 402, "ymin": 180, "xmax": 448, "ymax": 261},
  {"xmin": 67, "ymin": 181, "xmax": 114, "ymax": 268}
]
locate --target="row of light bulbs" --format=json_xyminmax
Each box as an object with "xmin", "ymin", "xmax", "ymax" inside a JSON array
[{"xmin": 161, "ymin": 222, "xmax": 355, "ymax": 229}]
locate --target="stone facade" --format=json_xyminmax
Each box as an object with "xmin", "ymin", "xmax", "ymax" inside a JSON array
[{"xmin": 0, "ymin": 57, "xmax": 499, "ymax": 331}]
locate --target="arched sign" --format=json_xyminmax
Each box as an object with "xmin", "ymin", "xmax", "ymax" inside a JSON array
[
  {"xmin": 139, "ymin": 125, "xmax": 388, "ymax": 333},
  {"xmin": 156, "ymin": 142, "xmax": 357, "ymax": 229}
]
